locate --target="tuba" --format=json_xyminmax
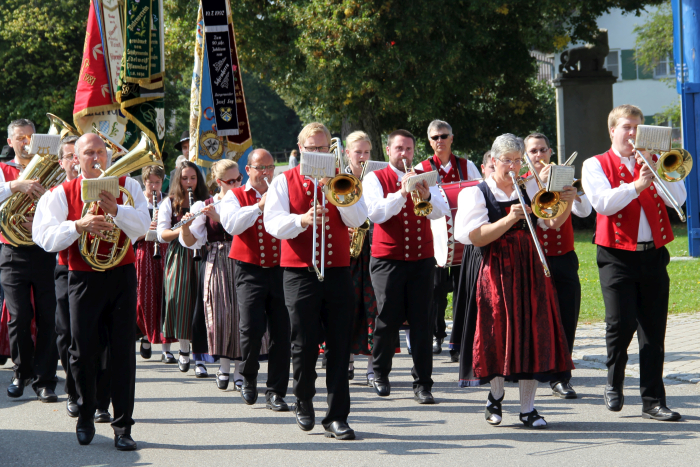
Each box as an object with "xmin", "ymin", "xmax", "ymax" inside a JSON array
[
  {"xmin": 78, "ymin": 132, "xmax": 163, "ymax": 271},
  {"xmin": 92, "ymin": 123, "xmax": 128, "ymax": 160},
  {"xmin": 48, "ymin": 113, "xmax": 80, "ymax": 139}
]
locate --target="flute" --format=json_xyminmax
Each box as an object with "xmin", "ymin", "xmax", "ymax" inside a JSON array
[{"xmin": 152, "ymin": 191, "xmax": 161, "ymax": 259}]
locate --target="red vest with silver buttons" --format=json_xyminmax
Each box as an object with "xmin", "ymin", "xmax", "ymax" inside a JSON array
[
  {"xmin": 280, "ymin": 167, "xmax": 350, "ymax": 268},
  {"xmin": 417, "ymin": 153, "xmax": 471, "ymax": 183},
  {"xmin": 537, "ymin": 216, "xmax": 575, "ymax": 256},
  {"xmin": 371, "ymin": 165, "xmax": 434, "ymax": 261},
  {"xmin": 228, "ymin": 187, "xmax": 280, "ymax": 267},
  {"xmin": 0, "ymin": 163, "xmax": 20, "ymax": 245},
  {"xmin": 594, "ymin": 149, "xmax": 673, "ymax": 251}
]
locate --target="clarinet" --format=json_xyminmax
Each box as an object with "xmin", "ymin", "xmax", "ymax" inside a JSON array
[
  {"xmin": 188, "ymin": 187, "xmax": 202, "ymax": 262},
  {"xmin": 152, "ymin": 191, "xmax": 161, "ymax": 259}
]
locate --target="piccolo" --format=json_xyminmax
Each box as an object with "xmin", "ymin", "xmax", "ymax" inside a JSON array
[{"xmin": 169, "ymin": 199, "xmax": 223, "ymax": 230}]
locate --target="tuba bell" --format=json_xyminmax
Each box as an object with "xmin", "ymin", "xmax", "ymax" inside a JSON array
[
  {"xmin": 47, "ymin": 113, "xmax": 80, "ymax": 139},
  {"xmin": 92, "ymin": 123, "xmax": 128, "ymax": 160},
  {"xmin": 78, "ymin": 132, "xmax": 162, "ymax": 271},
  {"xmin": 323, "ymin": 137, "xmax": 362, "ymax": 207}
]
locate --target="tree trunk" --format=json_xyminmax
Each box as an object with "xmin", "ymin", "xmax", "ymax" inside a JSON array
[{"xmin": 341, "ymin": 105, "xmax": 385, "ymax": 161}]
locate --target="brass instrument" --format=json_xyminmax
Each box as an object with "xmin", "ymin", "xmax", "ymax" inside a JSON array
[
  {"xmin": 152, "ymin": 191, "xmax": 161, "ymax": 260},
  {"xmin": 402, "ymin": 159, "xmax": 433, "ymax": 216},
  {"xmin": 323, "ymin": 137, "xmax": 363, "ymax": 207},
  {"xmin": 92, "ymin": 124, "xmax": 128, "ymax": 160},
  {"xmin": 522, "ymin": 153, "xmax": 568, "ymax": 219},
  {"xmin": 509, "ymin": 170, "xmax": 551, "ymax": 277},
  {"xmin": 47, "ymin": 113, "xmax": 80, "ymax": 139},
  {"xmin": 78, "ymin": 132, "xmax": 163, "ymax": 271},
  {"xmin": 349, "ymin": 162, "xmax": 370, "ymax": 258},
  {"xmin": 559, "ymin": 151, "xmax": 584, "ymax": 196}
]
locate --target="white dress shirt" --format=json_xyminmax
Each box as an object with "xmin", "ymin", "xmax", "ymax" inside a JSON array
[
  {"xmin": 156, "ymin": 197, "xmax": 193, "ymax": 245},
  {"xmin": 33, "ymin": 177, "xmax": 150, "ymax": 253},
  {"xmin": 182, "ymin": 194, "xmax": 229, "ymax": 250},
  {"xmin": 454, "ymin": 176, "xmax": 548, "ymax": 245},
  {"xmin": 0, "ymin": 160, "xmax": 25, "ymax": 205},
  {"xmin": 264, "ymin": 172, "xmax": 368, "ymax": 239},
  {"xmin": 414, "ymin": 158, "xmax": 482, "ymax": 181},
  {"xmin": 582, "ymin": 148, "xmax": 687, "ymax": 242},
  {"xmin": 220, "ymin": 181, "xmax": 264, "ymax": 236},
  {"xmin": 364, "ymin": 163, "xmax": 450, "ymax": 224}
]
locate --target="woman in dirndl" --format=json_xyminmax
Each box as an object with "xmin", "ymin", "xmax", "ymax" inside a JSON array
[
  {"xmin": 181, "ymin": 159, "xmax": 269, "ymax": 390},
  {"xmin": 135, "ymin": 165, "xmax": 175, "ymax": 361},
  {"xmin": 454, "ymin": 134, "xmax": 575, "ymax": 428},
  {"xmin": 158, "ymin": 160, "xmax": 210, "ymax": 373}
]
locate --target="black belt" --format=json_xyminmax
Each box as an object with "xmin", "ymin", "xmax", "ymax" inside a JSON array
[{"xmin": 636, "ymin": 241, "xmax": 656, "ymax": 251}]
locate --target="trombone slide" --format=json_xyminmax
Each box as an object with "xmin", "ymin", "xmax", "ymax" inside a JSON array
[{"xmin": 509, "ymin": 171, "xmax": 551, "ymax": 277}]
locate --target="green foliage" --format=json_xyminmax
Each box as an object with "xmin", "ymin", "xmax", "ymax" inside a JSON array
[{"xmin": 634, "ymin": 1, "xmax": 673, "ymax": 86}]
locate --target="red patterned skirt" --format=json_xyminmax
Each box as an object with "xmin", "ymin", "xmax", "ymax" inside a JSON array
[
  {"xmin": 470, "ymin": 229, "xmax": 573, "ymax": 383},
  {"xmin": 135, "ymin": 241, "xmax": 175, "ymax": 344}
]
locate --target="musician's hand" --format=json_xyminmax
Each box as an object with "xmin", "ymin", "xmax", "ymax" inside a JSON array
[
  {"xmin": 98, "ymin": 190, "xmax": 118, "ymax": 217},
  {"xmin": 415, "ymin": 180, "xmax": 431, "ymax": 200},
  {"xmin": 634, "ymin": 161, "xmax": 654, "ymax": 194},
  {"xmin": 539, "ymin": 164, "xmax": 552, "ymax": 184},
  {"xmin": 21, "ymin": 214, "xmax": 33, "ymax": 233},
  {"xmin": 149, "ymin": 220, "xmax": 158, "ymax": 230},
  {"xmin": 506, "ymin": 203, "xmax": 531, "ymax": 223},
  {"xmin": 76, "ymin": 214, "xmax": 114, "ymax": 239},
  {"xmin": 257, "ymin": 193, "xmax": 267, "ymax": 211},
  {"xmin": 635, "ymin": 148, "xmax": 654, "ymax": 166},
  {"xmin": 399, "ymin": 171, "xmax": 416, "ymax": 197},
  {"xmin": 11, "ymin": 179, "xmax": 45, "ymax": 199},
  {"xmin": 559, "ymin": 186, "xmax": 577, "ymax": 203},
  {"xmin": 300, "ymin": 204, "xmax": 327, "ymax": 228}
]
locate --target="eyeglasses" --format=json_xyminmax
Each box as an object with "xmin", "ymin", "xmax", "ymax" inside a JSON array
[
  {"xmin": 527, "ymin": 148, "xmax": 550, "ymax": 155},
  {"xmin": 219, "ymin": 175, "xmax": 243, "ymax": 185},
  {"xmin": 303, "ymin": 146, "xmax": 330, "ymax": 153},
  {"xmin": 248, "ymin": 165, "xmax": 275, "ymax": 171},
  {"xmin": 495, "ymin": 157, "xmax": 524, "ymax": 166},
  {"xmin": 430, "ymin": 134, "xmax": 451, "ymax": 141},
  {"xmin": 62, "ymin": 153, "xmax": 75, "ymax": 161}
]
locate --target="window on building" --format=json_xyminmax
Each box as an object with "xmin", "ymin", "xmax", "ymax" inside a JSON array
[
  {"xmin": 605, "ymin": 51, "xmax": 620, "ymax": 79},
  {"xmin": 654, "ymin": 54, "xmax": 673, "ymax": 78}
]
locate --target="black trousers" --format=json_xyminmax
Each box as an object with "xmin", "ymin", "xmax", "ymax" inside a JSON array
[
  {"xmin": 370, "ymin": 256, "xmax": 435, "ymax": 393},
  {"xmin": 69, "ymin": 265, "xmax": 137, "ymax": 435},
  {"xmin": 597, "ymin": 245, "xmax": 670, "ymax": 411},
  {"xmin": 548, "ymin": 251, "xmax": 581, "ymax": 386},
  {"xmin": 432, "ymin": 265, "xmax": 459, "ymax": 341},
  {"xmin": 55, "ymin": 264, "xmax": 110, "ymax": 409},
  {"xmin": 191, "ymin": 256, "xmax": 208, "ymax": 355},
  {"xmin": 283, "ymin": 267, "xmax": 353, "ymax": 427},
  {"xmin": 235, "ymin": 262, "xmax": 290, "ymax": 396},
  {"xmin": 0, "ymin": 245, "xmax": 57, "ymax": 391}
]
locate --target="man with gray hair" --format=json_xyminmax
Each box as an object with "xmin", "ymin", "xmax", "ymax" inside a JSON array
[
  {"xmin": 2, "ymin": 118, "xmax": 59, "ymax": 402},
  {"xmin": 414, "ymin": 119, "xmax": 481, "ymax": 357}
]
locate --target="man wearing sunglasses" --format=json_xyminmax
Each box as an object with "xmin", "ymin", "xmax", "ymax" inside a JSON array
[
  {"xmin": 220, "ymin": 148, "xmax": 291, "ymax": 412},
  {"xmin": 414, "ymin": 120, "xmax": 481, "ymax": 359}
]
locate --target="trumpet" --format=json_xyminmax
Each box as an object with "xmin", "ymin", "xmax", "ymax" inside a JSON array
[
  {"xmin": 402, "ymin": 159, "xmax": 433, "ymax": 216},
  {"xmin": 510, "ymin": 171, "xmax": 551, "ymax": 277},
  {"xmin": 187, "ymin": 187, "xmax": 202, "ymax": 261},
  {"xmin": 152, "ymin": 191, "xmax": 161, "ymax": 260},
  {"xmin": 522, "ymin": 153, "xmax": 568, "ymax": 219}
]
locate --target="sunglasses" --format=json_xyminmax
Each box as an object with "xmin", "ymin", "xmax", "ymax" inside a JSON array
[
  {"xmin": 430, "ymin": 134, "xmax": 451, "ymax": 141},
  {"xmin": 219, "ymin": 175, "xmax": 243, "ymax": 185}
]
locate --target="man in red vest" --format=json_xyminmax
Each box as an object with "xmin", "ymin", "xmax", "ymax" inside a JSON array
[
  {"xmin": 33, "ymin": 133, "xmax": 150, "ymax": 449},
  {"xmin": 264, "ymin": 123, "xmax": 367, "ymax": 440},
  {"xmin": 2, "ymin": 119, "xmax": 59, "ymax": 402},
  {"xmin": 582, "ymin": 104, "xmax": 686, "ymax": 421},
  {"xmin": 364, "ymin": 129, "xmax": 449, "ymax": 404},
  {"xmin": 524, "ymin": 132, "xmax": 592, "ymax": 400},
  {"xmin": 414, "ymin": 120, "xmax": 481, "ymax": 357},
  {"xmin": 220, "ymin": 148, "xmax": 291, "ymax": 410}
]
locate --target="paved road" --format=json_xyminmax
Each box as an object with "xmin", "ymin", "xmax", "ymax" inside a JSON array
[{"xmin": 1, "ymin": 332, "xmax": 698, "ymax": 467}]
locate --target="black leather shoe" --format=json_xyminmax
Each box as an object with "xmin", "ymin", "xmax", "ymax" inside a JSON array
[
  {"xmin": 139, "ymin": 338, "xmax": 152, "ymax": 359},
  {"xmin": 114, "ymin": 434, "xmax": 138, "ymax": 451},
  {"xmin": 551, "ymin": 381, "xmax": 578, "ymax": 399},
  {"xmin": 76, "ymin": 424, "xmax": 96, "ymax": 446},
  {"xmin": 37, "ymin": 388, "xmax": 58, "ymax": 403},
  {"xmin": 642, "ymin": 406, "xmax": 682, "ymax": 421},
  {"xmin": 348, "ymin": 367, "xmax": 354, "ymax": 380},
  {"xmin": 234, "ymin": 379, "xmax": 243, "ymax": 392},
  {"xmin": 414, "ymin": 390, "xmax": 435, "ymax": 404},
  {"xmin": 485, "ymin": 391, "xmax": 504, "ymax": 425},
  {"xmin": 324, "ymin": 421, "xmax": 356, "ymax": 440},
  {"xmin": 266, "ymin": 393, "xmax": 289, "ymax": 412},
  {"xmin": 95, "ymin": 409, "xmax": 111, "ymax": 423},
  {"xmin": 604, "ymin": 385, "xmax": 624, "ymax": 412},
  {"xmin": 178, "ymin": 352, "xmax": 190, "ymax": 373},
  {"xmin": 216, "ymin": 372, "xmax": 229, "ymax": 390},
  {"xmin": 66, "ymin": 396, "xmax": 79, "ymax": 418},
  {"xmin": 241, "ymin": 378, "xmax": 258, "ymax": 405},
  {"xmin": 294, "ymin": 399, "xmax": 315, "ymax": 431},
  {"xmin": 161, "ymin": 352, "xmax": 176, "ymax": 364},
  {"xmin": 195, "ymin": 363, "xmax": 208, "ymax": 378},
  {"xmin": 449, "ymin": 351, "xmax": 459, "ymax": 363},
  {"xmin": 7, "ymin": 377, "xmax": 27, "ymax": 398},
  {"xmin": 0, "ymin": 356, "xmax": 7, "ymax": 365},
  {"xmin": 407, "ymin": 346, "xmax": 412, "ymax": 355},
  {"xmin": 366, "ymin": 373, "xmax": 375, "ymax": 388},
  {"xmin": 433, "ymin": 337, "xmax": 443, "ymax": 355},
  {"xmin": 373, "ymin": 380, "xmax": 391, "ymax": 397}
]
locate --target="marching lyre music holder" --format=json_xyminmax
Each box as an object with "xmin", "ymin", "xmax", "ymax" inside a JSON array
[{"xmin": 27, "ymin": 134, "xmax": 61, "ymax": 158}]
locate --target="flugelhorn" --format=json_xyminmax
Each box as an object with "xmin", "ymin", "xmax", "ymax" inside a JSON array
[
  {"xmin": 402, "ymin": 159, "xmax": 433, "ymax": 216},
  {"xmin": 510, "ymin": 170, "xmax": 551, "ymax": 277},
  {"xmin": 522, "ymin": 153, "xmax": 567, "ymax": 219}
]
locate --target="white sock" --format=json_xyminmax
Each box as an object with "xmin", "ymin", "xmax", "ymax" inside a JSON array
[
  {"xmin": 219, "ymin": 358, "xmax": 231, "ymax": 378},
  {"xmin": 489, "ymin": 377, "xmax": 505, "ymax": 401},
  {"xmin": 142, "ymin": 341, "xmax": 151, "ymax": 349},
  {"xmin": 195, "ymin": 361, "xmax": 207, "ymax": 374},
  {"xmin": 519, "ymin": 380, "xmax": 541, "ymax": 420},
  {"xmin": 233, "ymin": 361, "xmax": 242, "ymax": 382},
  {"xmin": 405, "ymin": 330, "xmax": 411, "ymax": 348},
  {"xmin": 366, "ymin": 355, "xmax": 374, "ymax": 375},
  {"xmin": 162, "ymin": 343, "xmax": 171, "ymax": 354},
  {"xmin": 179, "ymin": 339, "xmax": 190, "ymax": 363}
]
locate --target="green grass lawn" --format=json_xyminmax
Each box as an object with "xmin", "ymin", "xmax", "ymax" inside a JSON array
[{"xmin": 446, "ymin": 224, "xmax": 699, "ymax": 322}]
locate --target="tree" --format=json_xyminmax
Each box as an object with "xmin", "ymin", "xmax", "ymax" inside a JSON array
[{"xmin": 222, "ymin": 0, "xmax": 661, "ymax": 160}]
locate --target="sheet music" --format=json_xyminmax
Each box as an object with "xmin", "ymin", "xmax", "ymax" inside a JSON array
[
  {"xmin": 546, "ymin": 165, "xmax": 575, "ymax": 192},
  {"xmin": 145, "ymin": 230, "xmax": 158, "ymax": 242},
  {"xmin": 635, "ymin": 125, "xmax": 672, "ymax": 152},
  {"xmin": 300, "ymin": 152, "xmax": 336, "ymax": 179},
  {"xmin": 405, "ymin": 170, "xmax": 438, "ymax": 192},
  {"xmin": 81, "ymin": 177, "xmax": 120, "ymax": 203},
  {"xmin": 28, "ymin": 134, "xmax": 61, "ymax": 156},
  {"xmin": 363, "ymin": 161, "xmax": 389, "ymax": 176}
]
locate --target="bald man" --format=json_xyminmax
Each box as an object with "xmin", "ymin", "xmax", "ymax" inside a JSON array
[
  {"xmin": 220, "ymin": 149, "xmax": 291, "ymax": 411},
  {"xmin": 34, "ymin": 133, "xmax": 150, "ymax": 450}
]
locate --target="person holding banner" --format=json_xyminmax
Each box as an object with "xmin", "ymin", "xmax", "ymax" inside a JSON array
[
  {"xmin": 363, "ymin": 129, "xmax": 449, "ymax": 404},
  {"xmin": 264, "ymin": 123, "xmax": 367, "ymax": 440}
]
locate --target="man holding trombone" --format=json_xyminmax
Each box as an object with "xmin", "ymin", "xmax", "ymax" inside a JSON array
[{"xmin": 582, "ymin": 104, "xmax": 687, "ymax": 421}]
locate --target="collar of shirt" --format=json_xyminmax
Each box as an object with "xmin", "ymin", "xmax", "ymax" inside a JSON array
[
  {"xmin": 434, "ymin": 154, "xmax": 453, "ymax": 174},
  {"xmin": 244, "ymin": 180, "xmax": 262, "ymax": 198},
  {"xmin": 612, "ymin": 147, "xmax": 637, "ymax": 171},
  {"xmin": 389, "ymin": 163, "xmax": 405, "ymax": 178}
]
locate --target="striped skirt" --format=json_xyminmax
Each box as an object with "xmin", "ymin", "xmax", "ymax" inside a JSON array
[
  {"xmin": 162, "ymin": 241, "xmax": 200, "ymax": 341},
  {"xmin": 135, "ymin": 241, "xmax": 174, "ymax": 344}
]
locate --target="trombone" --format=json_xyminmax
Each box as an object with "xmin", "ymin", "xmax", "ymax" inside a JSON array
[
  {"xmin": 509, "ymin": 170, "xmax": 551, "ymax": 277},
  {"xmin": 522, "ymin": 153, "xmax": 568, "ymax": 219}
]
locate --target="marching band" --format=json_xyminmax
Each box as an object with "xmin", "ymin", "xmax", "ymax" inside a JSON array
[{"xmin": 0, "ymin": 104, "xmax": 691, "ymax": 450}]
